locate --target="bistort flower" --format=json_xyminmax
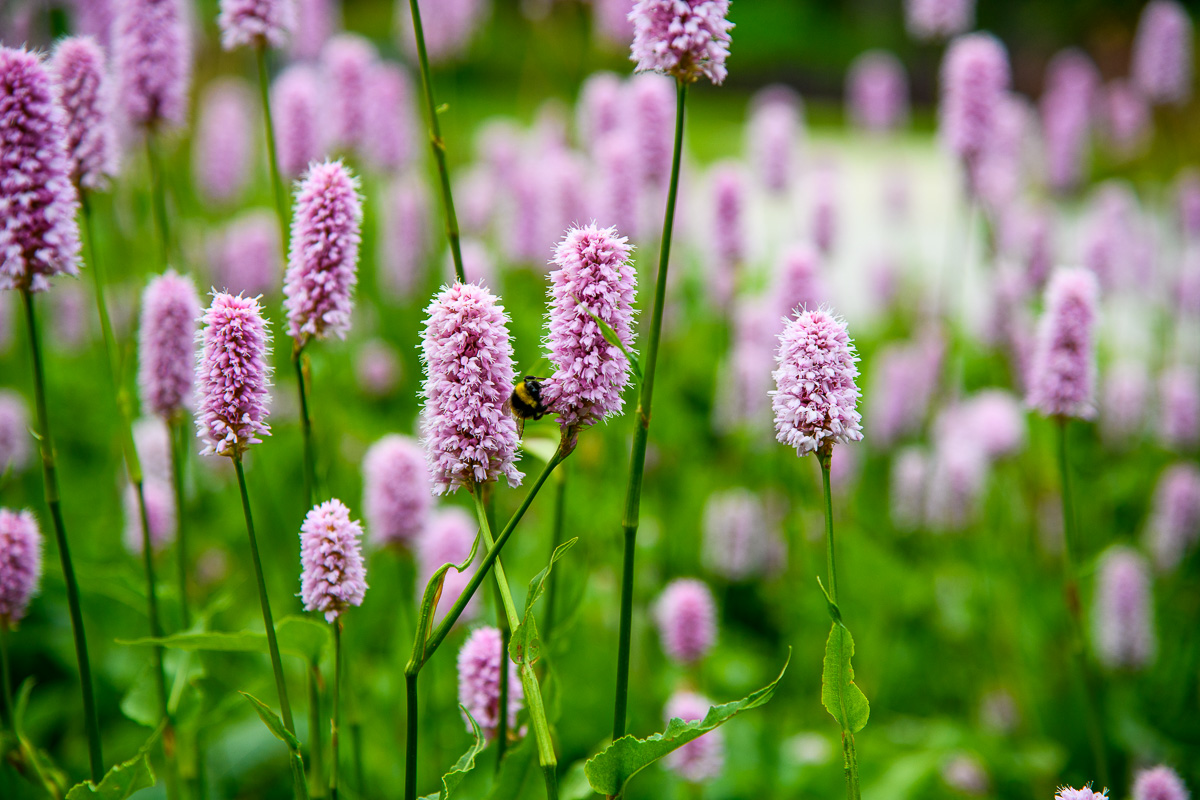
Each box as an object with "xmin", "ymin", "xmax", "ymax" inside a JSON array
[
  {"xmin": 195, "ymin": 292, "xmax": 272, "ymax": 457},
  {"xmin": 299, "ymin": 499, "xmax": 368, "ymax": 622}
]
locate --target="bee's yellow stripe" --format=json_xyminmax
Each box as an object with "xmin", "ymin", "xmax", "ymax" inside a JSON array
[{"xmin": 514, "ymin": 383, "xmax": 538, "ymax": 406}]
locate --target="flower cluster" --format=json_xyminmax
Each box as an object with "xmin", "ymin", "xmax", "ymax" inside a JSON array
[
  {"xmin": 771, "ymin": 308, "xmax": 864, "ymax": 458},
  {"xmin": 0, "ymin": 508, "xmax": 41, "ymax": 625},
  {"xmin": 629, "ymin": 0, "xmax": 734, "ymax": 85},
  {"xmin": 1092, "ymin": 547, "xmax": 1156, "ymax": 670},
  {"xmin": 1028, "ymin": 268, "xmax": 1099, "ymax": 419},
  {"xmin": 654, "ymin": 578, "xmax": 717, "ymax": 664},
  {"xmin": 1132, "ymin": 0, "xmax": 1193, "ymax": 105},
  {"xmin": 49, "ymin": 37, "xmax": 117, "ymax": 190},
  {"xmin": 939, "ymin": 33, "xmax": 1010, "ymax": 172},
  {"xmin": 113, "ymin": 0, "xmax": 192, "ymax": 131},
  {"xmin": 299, "ymin": 499, "xmax": 368, "ymax": 623},
  {"xmin": 456, "ymin": 626, "xmax": 524, "ymax": 741},
  {"xmin": 195, "ymin": 293, "xmax": 273, "ymax": 457},
  {"xmin": 139, "ymin": 271, "xmax": 203, "ymax": 420},
  {"xmin": 0, "ymin": 47, "xmax": 82, "ymax": 293},
  {"xmin": 218, "ymin": 0, "xmax": 297, "ymax": 50},
  {"xmin": 285, "ymin": 160, "xmax": 363, "ymax": 344},
  {"xmin": 543, "ymin": 224, "xmax": 638, "ymax": 434},
  {"xmin": 663, "ymin": 691, "xmax": 723, "ymax": 781},
  {"xmin": 421, "ymin": 282, "xmax": 522, "ymax": 493},
  {"xmin": 362, "ymin": 434, "xmax": 432, "ymax": 549}
]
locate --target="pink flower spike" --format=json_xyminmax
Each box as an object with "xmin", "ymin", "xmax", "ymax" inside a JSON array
[
  {"xmin": 847, "ymin": 50, "xmax": 909, "ymax": 134},
  {"xmin": 49, "ymin": 36, "xmax": 118, "ymax": 190},
  {"xmin": 0, "ymin": 508, "xmax": 42, "ymax": 626},
  {"xmin": 219, "ymin": 0, "xmax": 297, "ymax": 51},
  {"xmin": 284, "ymin": 159, "xmax": 363, "ymax": 345},
  {"xmin": 654, "ymin": 578, "xmax": 717, "ymax": 664},
  {"xmin": 362, "ymin": 434, "xmax": 432, "ymax": 550},
  {"xmin": 138, "ymin": 270, "xmax": 202, "ymax": 421},
  {"xmin": 0, "ymin": 391, "xmax": 31, "ymax": 474},
  {"xmin": 0, "ymin": 47, "xmax": 83, "ymax": 293},
  {"xmin": 939, "ymin": 33, "xmax": 1011, "ymax": 176},
  {"xmin": 543, "ymin": 224, "xmax": 638, "ymax": 434},
  {"xmin": 1027, "ymin": 268, "xmax": 1099, "ymax": 420},
  {"xmin": 299, "ymin": 498, "xmax": 368, "ymax": 623},
  {"xmin": 905, "ymin": 0, "xmax": 975, "ymax": 41},
  {"xmin": 1132, "ymin": 765, "xmax": 1190, "ymax": 800},
  {"xmin": 195, "ymin": 292, "xmax": 273, "ymax": 458},
  {"xmin": 1132, "ymin": 0, "xmax": 1194, "ymax": 106},
  {"xmin": 629, "ymin": 0, "xmax": 734, "ymax": 85},
  {"xmin": 321, "ymin": 33, "xmax": 378, "ymax": 152},
  {"xmin": 457, "ymin": 626, "xmax": 523, "ymax": 740},
  {"xmin": 193, "ymin": 79, "xmax": 256, "ymax": 205},
  {"xmin": 271, "ymin": 64, "xmax": 326, "ymax": 178},
  {"xmin": 1056, "ymin": 787, "xmax": 1108, "ymax": 800},
  {"xmin": 771, "ymin": 308, "xmax": 864, "ymax": 458},
  {"xmin": 1092, "ymin": 546, "xmax": 1156, "ymax": 670},
  {"xmin": 113, "ymin": 0, "xmax": 191, "ymax": 131},
  {"xmin": 421, "ymin": 282, "xmax": 523, "ymax": 494},
  {"xmin": 123, "ymin": 480, "xmax": 176, "ymax": 555},
  {"xmin": 416, "ymin": 507, "xmax": 482, "ymax": 626},
  {"xmin": 1145, "ymin": 464, "xmax": 1200, "ymax": 572}
]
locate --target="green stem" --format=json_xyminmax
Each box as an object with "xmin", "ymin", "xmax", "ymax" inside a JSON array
[
  {"xmin": 134, "ymin": 480, "xmax": 169, "ymax": 722},
  {"xmin": 470, "ymin": 492, "xmax": 558, "ymax": 792},
  {"xmin": 233, "ymin": 455, "xmax": 308, "ymax": 800},
  {"xmin": 541, "ymin": 471, "xmax": 567, "ymax": 646},
  {"xmin": 405, "ymin": 0, "xmax": 466, "ymax": 283},
  {"xmin": 79, "ymin": 192, "xmax": 119, "ymax": 383},
  {"xmin": 820, "ymin": 453, "xmax": 860, "ymax": 800},
  {"xmin": 0, "ymin": 621, "xmax": 12, "ymax": 730},
  {"xmin": 170, "ymin": 419, "xmax": 191, "ymax": 630},
  {"xmin": 20, "ymin": 288, "xmax": 104, "ymax": 781},
  {"xmin": 486, "ymin": 489, "xmax": 509, "ymax": 770},
  {"xmin": 612, "ymin": 77, "xmax": 687, "ymax": 743},
  {"xmin": 331, "ymin": 621, "xmax": 342, "ymax": 800},
  {"xmin": 293, "ymin": 345, "xmax": 315, "ymax": 510},
  {"xmin": 308, "ymin": 662, "xmax": 325, "ymax": 799},
  {"xmin": 255, "ymin": 43, "xmax": 290, "ymax": 263},
  {"xmin": 402, "ymin": 449, "xmax": 565, "ymax": 800},
  {"xmin": 145, "ymin": 133, "xmax": 171, "ymax": 267},
  {"xmin": 1055, "ymin": 420, "xmax": 1110, "ymax": 787},
  {"xmin": 404, "ymin": 674, "xmax": 418, "ymax": 800}
]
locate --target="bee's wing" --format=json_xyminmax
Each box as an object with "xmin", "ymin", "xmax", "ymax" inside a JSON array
[{"xmin": 501, "ymin": 396, "xmax": 513, "ymax": 417}]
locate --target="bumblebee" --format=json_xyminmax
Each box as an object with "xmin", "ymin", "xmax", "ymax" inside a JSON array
[{"xmin": 503, "ymin": 376, "xmax": 547, "ymax": 436}]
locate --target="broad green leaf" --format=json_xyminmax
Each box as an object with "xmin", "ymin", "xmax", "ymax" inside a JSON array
[
  {"xmin": 570, "ymin": 293, "xmax": 641, "ymax": 381},
  {"xmin": 484, "ymin": 735, "xmax": 536, "ymax": 800},
  {"xmin": 585, "ymin": 652, "xmax": 790, "ymax": 796},
  {"xmin": 821, "ymin": 622, "xmax": 870, "ymax": 734},
  {"xmin": 240, "ymin": 692, "xmax": 301, "ymax": 753},
  {"xmin": 411, "ymin": 531, "xmax": 481, "ymax": 665},
  {"xmin": 418, "ymin": 706, "xmax": 487, "ymax": 800},
  {"xmin": 65, "ymin": 725, "xmax": 162, "ymax": 800},
  {"xmin": 276, "ymin": 615, "xmax": 331, "ymax": 663},
  {"xmin": 118, "ymin": 616, "xmax": 329, "ymax": 662},
  {"xmin": 119, "ymin": 665, "xmax": 160, "ymax": 727},
  {"xmin": 509, "ymin": 538, "xmax": 578, "ymax": 666}
]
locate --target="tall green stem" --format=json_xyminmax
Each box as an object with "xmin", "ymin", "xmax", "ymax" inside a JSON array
[
  {"xmin": 308, "ymin": 662, "xmax": 324, "ymax": 799},
  {"xmin": 255, "ymin": 44, "xmax": 290, "ymax": 262},
  {"xmin": 485, "ymin": 489, "xmax": 509, "ymax": 770},
  {"xmin": 470, "ymin": 492, "xmax": 558, "ymax": 800},
  {"xmin": 541, "ymin": 471, "xmax": 567, "ymax": 646},
  {"xmin": 405, "ymin": 0, "xmax": 466, "ymax": 283},
  {"xmin": 331, "ymin": 621, "xmax": 342, "ymax": 800},
  {"xmin": 134, "ymin": 480, "xmax": 170, "ymax": 730},
  {"xmin": 233, "ymin": 455, "xmax": 309, "ymax": 800},
  {"xmin": 145, "ymin": 133, "xmax": 171, "ymax": 267},
  {"xmin": 403, "ymin": 449, "xmax": 566, "ymax": 800},
  {"xmin": 293, "ymin": 345, "xmax": 315, "ymax": 510},
  {"xmin": 1055, "ymin": 420, "xmax": 1109, "ymax": 787},
  {"xmin": 612, "ymin": 77, "xmax": 687, "ymax": 743},
  {"xmin": 170, "ymin": 420, "xmax": 191, "ymax": 630},
  {"xmin": 820, "ymin": 452, "xmax": 861, "ymax": 800},
  {"xmin": 20, "ymin": 288, "xmax": 104, "ymax": 781},
  {"xmin": 80, "ymin": 193, "xmax": 118, "ymax": 382},
  {"xmin": 0, "ymin": 621, "xmax": 12, "ymax": 730}
]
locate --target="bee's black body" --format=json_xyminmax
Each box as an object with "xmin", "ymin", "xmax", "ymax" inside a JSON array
[{"xmin": 505, "ymin": 376, "xmax": 547, "ymax": 435}]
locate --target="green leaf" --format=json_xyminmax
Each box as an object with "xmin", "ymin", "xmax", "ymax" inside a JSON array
[
  {"xmin": 816, "ymin": 576, "xmax": 843, "ymax": 625},
  {"xmin": 240, "ymin": 692, "xmax": 301, "ymax": 753},
  {"xmin": 509, "ymin": 538, "xmax": 578, "ymax": 666},
  {"xmin": 119, "ymin": 665, "xmax": 160, "ymax": 727},
  {"xmin": 412, "ymin": 531, "xmax": 481, "ymax": 664},
  {"xmin": 13, "ymin": 679, "xmax": 70, "ymax": 797},
  {"xmin": 585, "ymin": 651, "xmax": 790, "ymax": 796},
  {"xmin": 118, "ymin": 616, "xmax": 329, "ymax": 662},
  {"xmin": 65, "ymin": 725, "xmax": 162, "ymax": 800},
  {"xmin": 418, "ymin": 706, "xmax": 487, "ymax": 800},
  {"xmin": 559, "ymin": 760, "xmax": 595, "ymax": 800},
  {"xmin": 821, "ymin": 622, "xmax": 870, "ymax": 734},
  {"xmin": 570, "ymin": 293, "xmax": 641, "ymax": 381},
  {"xmin": 485, "ymin": 735, "xmax": 536, "ymax": 800}
]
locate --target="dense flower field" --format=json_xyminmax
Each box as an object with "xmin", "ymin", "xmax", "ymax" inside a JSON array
[{"xmin": 0, "ymin": 0, "xmax": 1198, "ymax": 799}]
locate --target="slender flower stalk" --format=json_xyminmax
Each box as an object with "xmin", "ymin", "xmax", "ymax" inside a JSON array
[
  {"xmin": 197, "ymin": 293, "xmax": 307, "ymax": 799},
  {"xmin": 613, "ymin": 78, "xmax": 687, "ymax": 742},
  {"xmin": 257, "ymin": 45, "xmax": 290, "ymax": 258},
  {"xmin": 771, "ymin": 308, "xmax": 864, "ymax": 800},
  {"xmin": 404, "ymin": 0, "xmax": 466, "ymax": 283}
]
